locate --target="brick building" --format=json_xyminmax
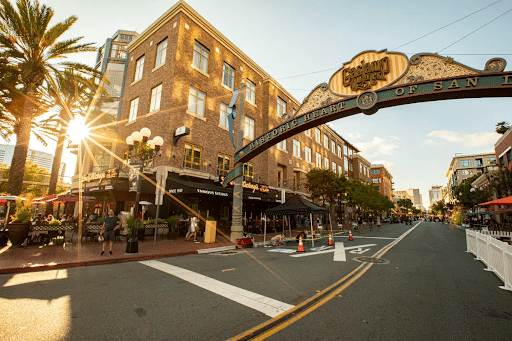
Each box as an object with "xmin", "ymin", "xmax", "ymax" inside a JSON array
[
  {"xmin": 370, "ymin": 164, "xmax": 393, "ymax": 201},
  {"xmin": 73, "ymin": 1, "xmax": 372, "ymax": 223}
]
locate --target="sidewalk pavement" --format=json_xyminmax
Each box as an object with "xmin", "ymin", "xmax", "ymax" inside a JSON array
[{"xmin": 0, "ymin": 232, "xmax": 293, "ymax": 275}]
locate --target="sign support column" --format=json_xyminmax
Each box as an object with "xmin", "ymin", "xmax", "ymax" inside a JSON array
[{"xmin": 231, "ymin": 82, "xmax": 246, "ymax": 241}]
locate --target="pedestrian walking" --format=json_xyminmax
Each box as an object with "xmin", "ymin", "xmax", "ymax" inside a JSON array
[
  {"xmin": 377, "ymin": 216, "xmax": 381, "ymax": 231},
  {"xmin": 357, "ymin": 215, "xmax": 363, "ymax": 234},
  {"xmin": 369, "ymin": 218, "xmax": 374, "ymax": 231},
  {"xmin": 185, "ymin": 213, "xmax": 199, "ymax": 242},
  {"xmin": 100, "ymin": 210, "xmax": 121, "ymax": 255}
]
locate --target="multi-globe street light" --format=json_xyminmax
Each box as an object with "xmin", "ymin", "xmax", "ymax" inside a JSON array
[{"xmin": 125, "ymin": 127, "xmax": 163, "ymax": 253}]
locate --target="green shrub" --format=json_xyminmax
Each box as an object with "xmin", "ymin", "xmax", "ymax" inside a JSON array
[
  {"xmin": 11, "ymin": 200, "xmax": 33, "ymax": 224},
  {"xmin": 207, "ymin": 216, "xmax": 216, "ymax": 221},
  {"xmin": 49, "ymin": 220, "xmax": 62, "ymax": 226}
]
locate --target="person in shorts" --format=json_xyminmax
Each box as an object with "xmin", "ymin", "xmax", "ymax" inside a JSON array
[{"xmin": 100, "ymin": 210, "xmax": 121, "ymax": 255}]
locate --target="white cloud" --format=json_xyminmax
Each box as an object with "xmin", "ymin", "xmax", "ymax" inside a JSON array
[
  {"xmin": 356, "ymin": 136, "xmax": 398, "ymax": 158},
  {"xmin": 372, "ymin": 160, "xmax": 395, "ymax": 169},
  {"xmin": 427, "ymin": 130, "xmax": 500, "ymax": 147},
  {"xmin": 347, "ymin": 132, "xmax": 362, "ymax": 140},
  {"xmin": 390, "ymin": 135, "xmax": 400, "ymax": 140}
]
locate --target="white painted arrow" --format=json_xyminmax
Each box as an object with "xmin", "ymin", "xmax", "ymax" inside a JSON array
[{"xmin": 290, "ymin": 244, "xmax": 376, "ymax": 258}]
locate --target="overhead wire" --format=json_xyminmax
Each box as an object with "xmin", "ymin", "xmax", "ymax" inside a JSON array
[
  {"xmin": 393, "ymin": 0, "xmax": 505, "ymax": 50},
  {"xmin": 438, "ymin": 8, "xmax": 512, "ymax": 53},
  {"xmin": 276, "ymin": 0, "xmax": 510, "ymax": 82}
]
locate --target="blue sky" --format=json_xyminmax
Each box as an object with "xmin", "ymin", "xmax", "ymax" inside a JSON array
[{"xmin": 7, "ymin": 0, "xmax": 512, "ymax": 207}]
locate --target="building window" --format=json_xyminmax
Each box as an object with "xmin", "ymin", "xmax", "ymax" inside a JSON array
[
  {"xmin": 155, "ymin": 39, "xmax": 167, "ymax": 68},
  {"xmin": 149, "ymin": 84, "xmax": 162, "ymax": 113},
  {"xmin": 371, "ymin": 169, "xmax": 381, "ymax": 175},
  {"xmin": 184, "ymin": 143, "xmax": 202, "ymax": 170},
  {"xmin": 243, "ymin": 162, "xmax": 254, "ymax": 181},
  {"xmin": 461, "ymin": 160, "xmax": 471, "ymax": 167},
  {"xmin": 217, "ymin": 153, "xmax": 230, "ymax": 177},
  {"xmin": 487, "ymin": 157, "xmax": 497, "ymax": 165},
  {"xmin": 222, "ymin": 63, "xmax": 235, "ymax": 90},
  {"xmin": 134, "ymin": 56, "xmax": 144, "ymax": 82},
  {"xmin": 246, "ymin": 79, "xmax": 255, "ymax": 103},
  {"xmin": 244, "ymin": 116, "xmax": 254, "ymax": 139},
  {"xmin": 128, "ymin": 98, "xmax": 139, "ymax": 122},
  {"xmin": 331, "ymin": 140, "xmax": 336, "ymax": 154},
  {"xmin": 475, "ymin": 158, "xmax": 483, "ymax": 167},
  {"xmin": 461, "ymin": 169, "xmax": 472, "ymax": 176},
  {"xmin": 277, "ymin": 169, "xmax": 283, "ymax": 187},
  {"xmin": 344, "ymin": 156, "xmax": 349, "ymax": 171},
  {"xmin": 277, "ymin": 139, "xmax": 286, "ymax": 151},
  {"xmin": 305, "ymin": 129, "xmax": 311, "ymax": 137},
  {"xmin": 372, "ymin": 178, "xmax": 381, "ymax": 183},
  {"xmin": 337, "ymin": 145, "xmax": 342, "ymax": 158},
  {"xmin": 277, "ymin": 97, "xmax": 286, "ymax": 117},
  {"xmin": 315, "ymin": 128, "xmax": 321, "ymax": 143},
  {"xmin": 188, "ymin": 87, "xmax": 206, "ymax": 116},
  {"xmin": 332, "ymin": 162, "xmax": 336, "ymax": 173},
  {"xmin": 219, "ymin": 103, "xmax": 230, "ymax": 128},
  {"xmin": 323, "ymin": 134, "xmax": 328, "ymax": 149},
  {"xmin": 324, "ymin": 157, "xmax": 329, "ymax": 169},
  {"xmin": 293, "ymin": 171, "xmax": 301, "ymax": 191},
  {"xmin": 192, "ymin": 42, "xmax": 209, "ymax": 73},
  {"xmin": 293, "ymin": 139, "xmax": 301, "ymax": 158},
  {"xmin": 305, "ymin": 146, "xmax": 312, "ymax": 163},
  {"xmin": 316, "ymin": 153, "xmax": 321, "ymax": 168},
  {"xmin": 338, "ymin": 165, "xmax": 342, "ymax": 174}
]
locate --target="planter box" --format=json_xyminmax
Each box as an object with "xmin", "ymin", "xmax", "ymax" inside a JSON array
[{"xmin": 8, "ymin": 223, "xmax": 31, "ymax": 247}]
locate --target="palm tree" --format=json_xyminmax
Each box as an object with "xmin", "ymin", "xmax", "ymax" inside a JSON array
[
  {"xmin": 44, "ymin": 70, "xmax": 110, "ymax": 214},
  {"xmin": 0, "ymin": 0, "xmax": 96, "ymax": 195}
]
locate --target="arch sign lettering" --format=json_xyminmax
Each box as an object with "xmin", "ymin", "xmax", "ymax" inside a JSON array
[{"xmin": 222, "ymin": 49, "xmax": 511, "ymax": 187}]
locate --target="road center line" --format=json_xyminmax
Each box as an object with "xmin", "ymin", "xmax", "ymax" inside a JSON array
[{"xmin": 139, "ymin": 260, "xmax": 294, "ymax": 318}]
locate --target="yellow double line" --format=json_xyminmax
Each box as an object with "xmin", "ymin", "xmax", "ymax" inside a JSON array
[{"xmin": 229, "ymin": 223, "xmax": 421, "ymax": 340}]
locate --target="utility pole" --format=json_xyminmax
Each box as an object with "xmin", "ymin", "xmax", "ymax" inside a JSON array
[{"xmin": 230, "ymin": 82, "xmax": 246, "ymax": 241}]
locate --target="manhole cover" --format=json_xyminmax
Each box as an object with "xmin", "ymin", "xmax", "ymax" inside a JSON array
[{"xmin": 353, "ymin": 257, "xmax": 390, "ymax": 264}]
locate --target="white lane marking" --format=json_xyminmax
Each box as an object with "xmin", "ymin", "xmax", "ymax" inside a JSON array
[
  {"xmin": 139, "ymin": 260, "xmax": 294, "ymax": 317},
  {"xmin": 311, "ymin": 245, "xmax": 333, "ymax": 251},
  {"xmin": 290, "ymin": 244, "xmax": 377, "ymax": 258},
  {"xmin": 333, "ymin": 242, "xmax": 346, "ymax": 262},
  {"xmin": 335, "ymin": 236, "xmax": 397, "ymax": 240},
  {"xmin": 349, "ymin": 248, "xmax": 371, "ymax": 254},
  {"xmin": 268, "ymin": 248, "xmax": 297, "ymax": 253}
]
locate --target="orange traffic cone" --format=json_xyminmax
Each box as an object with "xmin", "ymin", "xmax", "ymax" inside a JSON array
[
  {"xmin": 328, "ymin": 233, "xmax": 334, "ymax": 246},
  {"xmin": 348, "ymin": 230, "xmax": 354, "ymax": 241},
  {"xmin": 298, "ymin": 236, "xmax": 305, "ymax": 252}
]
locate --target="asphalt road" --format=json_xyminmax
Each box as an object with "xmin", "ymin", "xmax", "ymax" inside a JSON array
[{"xmin": 1, "ymin": 221, "xmax": 511, "ymax": 340}]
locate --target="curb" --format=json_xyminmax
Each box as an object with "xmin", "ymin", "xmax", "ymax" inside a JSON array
[{"xmin": 0, "ymin": 250, "xmax": 197, "ymax": 275}]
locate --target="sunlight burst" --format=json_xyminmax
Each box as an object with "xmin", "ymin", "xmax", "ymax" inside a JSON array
[{"xmin": 67, "ymin": 116, "xmax": 90, "ymax": 143}]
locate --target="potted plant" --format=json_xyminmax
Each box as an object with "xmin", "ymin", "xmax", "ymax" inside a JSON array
[
  {"xmin": 167, "ymin": 216, "xmax": 178, "ymax": 239},
  {"xmin": 204, "ymin": 215, "xmax": 217, "ymax": 244},
  {"xmin": 8, "ymin": 200, "xmax": 33, "ymax": 247},
  {"xmin": 125, "ymin": 215, "xmax": 139, "ymax": 253}
]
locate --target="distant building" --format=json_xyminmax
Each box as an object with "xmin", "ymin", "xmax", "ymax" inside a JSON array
[
  {"xmin": 445, "ymin": 152, "xmax": 497, "ymax": 202},
  {"xmin": 428, "ymin": 185, "xmax": 444, "ymax": 209},
  {"xmin": 393, "ymin": 188, "xmax": 423, "ymax": 211},
  {"xmin": 370, "ymin": 164, "xmax": 393, "ymax": 201},
  {"xmin": 0, "ymin": 144, "xmax": 66, "ymax": 181}
]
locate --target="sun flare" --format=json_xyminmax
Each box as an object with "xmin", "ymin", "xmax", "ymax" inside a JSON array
[{"xmin": 67, "ymin": 116, "xmax": 90, "ymax": 143}]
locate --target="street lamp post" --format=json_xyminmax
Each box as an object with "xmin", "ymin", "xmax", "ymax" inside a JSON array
[{"xmin": 125, "ymin": 127, "xmax": 163, "ymax": 254}]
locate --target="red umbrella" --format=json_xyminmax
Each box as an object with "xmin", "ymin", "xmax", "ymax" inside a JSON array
[{"xmin": 479, "ymin": 196, "xmax": 512, "ymax": 206}]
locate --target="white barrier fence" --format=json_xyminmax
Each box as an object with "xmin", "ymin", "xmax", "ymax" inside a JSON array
[{"xmin": 466, "ymin": 229, "xmax": 512, "ymax": 291}]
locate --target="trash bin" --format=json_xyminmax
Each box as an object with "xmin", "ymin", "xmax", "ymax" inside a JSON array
[{"xmin": 204, "ymin": 220, "xmax": 216, "ymax": 243}]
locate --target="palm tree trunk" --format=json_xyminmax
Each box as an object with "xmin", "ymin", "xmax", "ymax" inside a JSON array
[
  {"xmin": 46, "ymin": 121, "xmax": 67, "ymax": 215},
  {"xmin": 6, "ymin": 103, "xmax": 34, "ymax": 195}
]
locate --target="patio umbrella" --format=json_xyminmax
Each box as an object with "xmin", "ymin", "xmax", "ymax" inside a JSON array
[
  {"xmin": 0, "ymin": 195, "xmax": 26, "ymax": 203},
  {"xmin": 50, "ymin": 194, "xmax": 95, "ymax": 203},
  {"xmin": 479, "ymin": 196, "xmax": 512, "ymax": 206}
]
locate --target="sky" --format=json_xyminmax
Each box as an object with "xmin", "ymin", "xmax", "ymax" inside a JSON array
[{"xmin": 4, "ymin": 0, "xmax": 512, "ymax": 208}]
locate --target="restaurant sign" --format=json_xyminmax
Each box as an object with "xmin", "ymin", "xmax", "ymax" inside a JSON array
[
  {"xmin": 82, "ymin": 168, "xmax": 118, "ymax": 182},
  {"xmin": 220, "ymin": 176, "xmax": 270, "ymax": 193}
]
